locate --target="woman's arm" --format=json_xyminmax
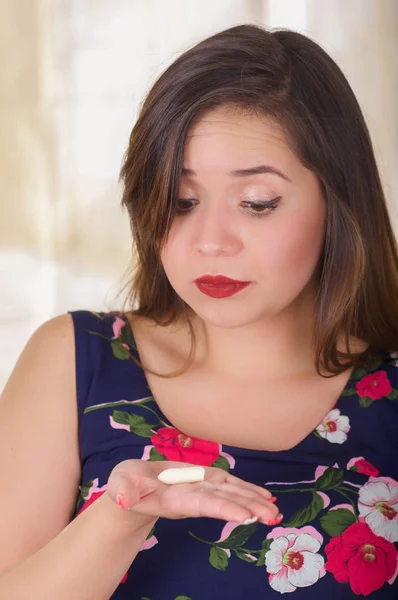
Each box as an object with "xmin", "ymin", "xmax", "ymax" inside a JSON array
[
  {"xmin": 0, "ymin": 492, "xmax": 155, "ymax": 600},
  {"xmin": 0, "ymin": 315, "xmax": 155, "ymax": 600}
]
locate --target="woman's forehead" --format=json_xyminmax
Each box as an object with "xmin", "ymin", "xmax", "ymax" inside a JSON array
[{"xmin": 183, "ymin": 110, "xmax": 300, "ymax": 180}]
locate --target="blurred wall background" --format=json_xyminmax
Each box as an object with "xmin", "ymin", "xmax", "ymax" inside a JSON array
[{"xmin": 1, "ymin": 0, "xmax": 397, "ymax": 390}]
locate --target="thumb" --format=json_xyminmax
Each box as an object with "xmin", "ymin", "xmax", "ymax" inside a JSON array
[{"xmin": 107, "ymin": 471, "xmax": 158, "ymax": 510}]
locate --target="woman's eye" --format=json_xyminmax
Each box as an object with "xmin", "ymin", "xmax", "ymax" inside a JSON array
[
  {"xmin": 241, "ymin": 197, "xmax": 282, "ymax": 218},
  {"xmin": 175, "ymin": 196, "xmax": 282, "ymax": 217},
  {"xmin": 176, "ymin": 198, "xmax": 198, "ymax": 214}
]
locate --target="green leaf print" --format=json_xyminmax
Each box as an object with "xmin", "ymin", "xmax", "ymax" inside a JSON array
[
  {"xmin": 365, "ymin": 356, "xmax": 383, "ymax": 371},
  {"xmin": 320, "ymin": 508, "xmax": 356, "ymax": 536},
  {"xmin": 386, "ymin": 388, "xmax": 398, "ymax": 399},
  {"xmin": 211, "ymin": 455, "xmax": 230, "ymax": 471},
  {"xmin": 216, "ymin": 522, "xmax": 257, "ymax": 549},
  {"xmin": 234, "ymin": 549, "xmax": 257, "ymax": 563},
  {"xmin": 112, "ymin": 410, "xmax": 156, "ymax": 437},
  {"xmin": 284, "ymin": 492, "xmax": 324, "ymax": 527},
  {"xmin": 149, "ymin": 447, "xmax": 167, "ymax": 461},
  {"xmin": 341, "ymin": 388, "xmax": 357, "ymax": 396},
  {"xmin": 80, "ymin": 479, "xmax": 94, "ymax": 500},
  {"xmin": 209, "ymin": 546, "xmax": 229, "ymax": 570},
  {"xmin": 256, "ymin": 538, "xmax": 272, "ymax": 567},
  {"xmin": 111, "ymin": 340, "xmax": 130, "ymax": 360},
  {"xmin": 84, "ymin": 396, "xmax": 155, "ymax": 414},
  {"xmin": 358, "ymin": 396, "xmax": 373, "ymax": 408},
  {"xmin": 112, "ymin": 410, "xmax": 130, "ymax": 425},
  {"xmin": 315, "ymin": 467, "xmax": 344, "ymax": 491},
  {"xmin": 350, "ymin": 367, "xmax": 368, "ymax": 380},
  {"xmin": 128, "ymin": 413, "xmax": 156, "ymax": 437},
  {"xmin": 119, "ymin": 322, "xmax": 137, "ymax": 349}
]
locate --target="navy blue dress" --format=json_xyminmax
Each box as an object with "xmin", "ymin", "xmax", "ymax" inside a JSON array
[{"xmin": 71, "ymin": 310, "xmax": 398, "ymax": 599}]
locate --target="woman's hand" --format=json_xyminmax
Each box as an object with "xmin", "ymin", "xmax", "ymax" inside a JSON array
[{"xmin": 106, "ymin": 460, "xmax": 281, "ymax": 526}]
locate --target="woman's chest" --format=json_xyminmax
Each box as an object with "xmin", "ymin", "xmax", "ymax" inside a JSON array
[{"xmin": 144, "ymin": 368, "xmax": 354, "ymax": 452}]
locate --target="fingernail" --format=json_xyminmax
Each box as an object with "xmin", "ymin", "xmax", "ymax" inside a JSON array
[
  {"xmin": 266, "ymin": 513, "xmax": 283, "ymax": 526},
  {"xmin": 269, "ymin": 496, "xmax": 278, "ymax": 503},
  {"xmin": 242, "ymin": 516, "xmax": 258, "ymax": 525},
  {"xmin": 116, "ymin": 493, "xmax": 127, "ymax": 510}
]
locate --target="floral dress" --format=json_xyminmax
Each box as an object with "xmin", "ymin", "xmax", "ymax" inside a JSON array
[{"xmin": 71, "ymin": 310, "xmax": 398, "ymax": 599}]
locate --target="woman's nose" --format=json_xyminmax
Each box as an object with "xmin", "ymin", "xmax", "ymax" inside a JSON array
[{"xmin": 193, "ymin": 207, "xmax": 242, "ymax": 256}]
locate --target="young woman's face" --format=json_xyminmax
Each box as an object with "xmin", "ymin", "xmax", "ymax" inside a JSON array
[{"xmin": 160, "ymin": 107, "xmax": 326, "ymax": 328}]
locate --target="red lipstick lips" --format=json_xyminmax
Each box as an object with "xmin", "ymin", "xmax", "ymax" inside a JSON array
[{"xmin": 194, "ymin": 275, "xmax": 251, "ymax": 299}]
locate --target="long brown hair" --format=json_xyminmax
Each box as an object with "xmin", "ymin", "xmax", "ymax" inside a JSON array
[{"xmin": 118, "ymin": 24, "xmax": 398, "ymax": 378}]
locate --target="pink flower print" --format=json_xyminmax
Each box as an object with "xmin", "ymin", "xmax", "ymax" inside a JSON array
[
  {"xmin": 110, "ymin": 415, "xmax": 130, "ymax": 431},
  {"xmin": 358, "ymin": 477, "xmax": 398, "ymax": 542},
  {"xmin": 112, "ymin": 317, "xmax": 129, "ymax": 349},
  {"xmin": 356, "ymin": 370, "xmax": 392, "ymax": 400},
  {"xmin": 347, "ymin": 456, "xmax": 380, "ymax": 477},
  {"xmin": 219, "ymin": 445, "xmax": 235, "ymax": 469},
  {"xmin": 112, "ymin": 317, "xmax": 125, "ymax": 338},
  {"xmin": 314, "ymin": 464, "xmax": 339, "ymax": 479},
  {"xmin": 330, "ymin": 504, "xmax": 355, "ymax": 514},
  {"xmin": 216, "ymin": 521, "xmax": 238, "ymax": 558},
  {"xmin": 265, "ymin": 527, "xmax": 325, "ymax": 593},
  {"xmin": 141, "ymin": 445, "xmax": 155, "ymax": 460},
  {"xmin": 315, "ymin": 409, "xmax": 350, "ymax": 444},
  {"xmin": 389, "ymin": 351, "xmax": 398, "ymax": 368},
  {"xmin": 140, "ymin": 535, "xmax": 158, "ymax": 551}
]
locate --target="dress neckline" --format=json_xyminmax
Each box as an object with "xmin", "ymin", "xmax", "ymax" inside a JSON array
[{"xmin": 123, "ymin": 315, "xmax": 382, "ymax": 456}]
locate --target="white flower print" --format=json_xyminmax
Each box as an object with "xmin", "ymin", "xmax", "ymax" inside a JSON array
[
  {"xmin": 315, "ymin": 408, "xmax": 350, "ymax": 444},
  {"xmin": 265, "ymin": 528, "xmax": 325, "ymax": 593},
  {"xmin": 358, "ymin": 476, "xmax": 398, "ymax": 542}
]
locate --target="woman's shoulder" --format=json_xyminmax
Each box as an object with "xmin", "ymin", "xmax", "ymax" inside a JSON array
[{"xmin": 128, "ymin": 310, "xmax": 196, "ymax": 375}]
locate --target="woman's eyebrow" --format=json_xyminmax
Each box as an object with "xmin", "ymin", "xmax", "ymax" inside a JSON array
[{"xmin": 181, "ymin": 164, "xmax": 291, "ymax": 182}]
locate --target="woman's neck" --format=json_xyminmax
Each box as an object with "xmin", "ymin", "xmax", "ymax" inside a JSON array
[{"xmin": 190, "ymin": 304, "xmax": 318, "ymax": 382}]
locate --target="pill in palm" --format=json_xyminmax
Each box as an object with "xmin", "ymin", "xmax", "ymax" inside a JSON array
[{"xmin": 158, "ymin": 466, "xmax": 206, "ymax": 485}]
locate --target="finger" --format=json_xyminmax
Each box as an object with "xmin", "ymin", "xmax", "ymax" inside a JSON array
[
  {"xmin": 206, "ymin": 469, "xmax": 276, "ymax": 501},
  {"xmin": 208, "ymin": 489, "xmax": 279, "ymax": 524},
  {"xmin": 161, "ymin": 485, "xmax": 256, "ymax": 524},
  {"xmin": 207, "ymin": 481, "xmax": 279, "ymax": 512},
  {"xmin": 107, "ymin": 471, "xmax": 158, "ymax": 509}
]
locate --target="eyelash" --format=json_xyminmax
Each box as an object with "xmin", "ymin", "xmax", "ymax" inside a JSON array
[{"xmin": 176, "ymin": 197, "xmax": 282, "ymax": 219}]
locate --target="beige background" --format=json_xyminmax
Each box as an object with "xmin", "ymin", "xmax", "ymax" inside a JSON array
[{"xmin": 1, "ymin": 0, "xmax": 397, "ymax": 390}]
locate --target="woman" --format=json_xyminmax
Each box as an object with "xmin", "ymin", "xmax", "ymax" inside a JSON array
[{"xmin": 0, "ymin": 24, "xmax": 397, "ymax": 599}]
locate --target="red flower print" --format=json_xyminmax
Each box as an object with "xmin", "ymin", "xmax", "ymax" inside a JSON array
[
  {"xmin": 354, "ymin": 459, "xmax": 380, "ymax": 477},
  {"xmin": 78, "ymin": 490, "xmax": 106, "ymax": 514},
  {"xmin": 356, "ymin": 371, "xmax": 392, "ymax": 400},
  {"xmin": 151, "ymin": 427, "xmax": 220, "ymax": 465},
  {"xmin": 348, "ymin": 457, "xmax": 380, "ymax": 477},
  {"xmin": 325, "ymin": 522, "xmax": 397, "ymax": 596}
]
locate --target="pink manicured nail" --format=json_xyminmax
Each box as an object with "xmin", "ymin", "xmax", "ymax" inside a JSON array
[
  {"xmin": 116, "ymin": 493, "xmax": 127, "ymax": 510},
  {"xmin": 266, "ymin": 513, "xmax": 283, "ymax": 526},
  {"xmin": 269, "ymin": 496, "xmax": 278, "ymax": 503}
]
